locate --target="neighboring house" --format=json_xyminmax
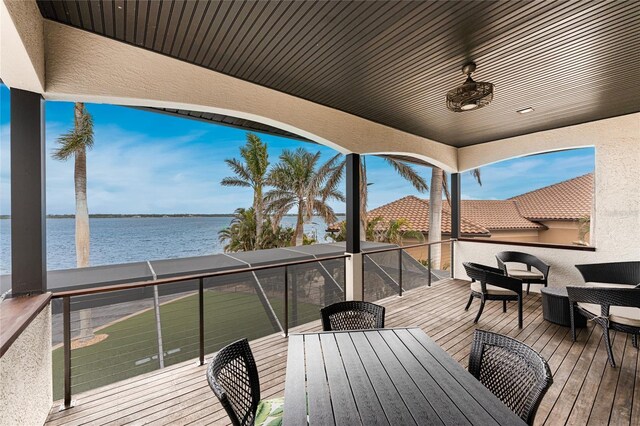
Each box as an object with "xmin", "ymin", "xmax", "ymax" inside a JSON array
[
  {"xmin": 328, "ymin": 173, "xmax": 593, "ymax": 247},
  {"xmin": 509, "ymin": 173, "xmax": 593, "ymax": 244}
]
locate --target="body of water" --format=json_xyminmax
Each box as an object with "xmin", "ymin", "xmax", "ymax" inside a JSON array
[{"xmin": 0, "ymin": 216, "xmax": 341, "ymax": 274}]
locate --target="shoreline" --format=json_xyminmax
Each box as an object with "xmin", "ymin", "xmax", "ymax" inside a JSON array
[{"xmin": 0, "ymin": 214, "xmax": 346, "ymax": 219}]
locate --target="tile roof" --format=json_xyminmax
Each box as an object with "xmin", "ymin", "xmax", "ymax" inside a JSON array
[
  {"xmin": 328, "ymin": 173, "xmax": 592, "ymax": 235},
  {"xmin": 510, "ymin": 173, "xmax": 593, "ymax": 221},
  {"xmin": 330, "ymin": 196, "xmax": 490, "ymax": 236},
  {"xmin": 460, "ymin": 200, "xmax": 544, "ymax": 230}
]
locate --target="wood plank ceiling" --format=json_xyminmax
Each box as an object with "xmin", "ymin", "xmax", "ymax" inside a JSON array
[{"xmin": 37, "ymin": 1, "xmax": 640, "ymax": 147}]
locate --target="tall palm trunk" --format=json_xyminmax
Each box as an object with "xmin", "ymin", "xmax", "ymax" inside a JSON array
[
  {"xmin": 74, "ymin": 103, "xmax": 93, "ymax": 340},
  {"xmin": 359, "ymin": 158, "xmax": 368, "ymax": 239},
  {"xmin": 293, "ymin": 202, "xmax": 304, "ymax": 246},
  {"xmin": 254, "ymin": 186, "xmax": 263, "ymax": 248},
  {"xmin": 428, "ymin": 168, "xmax": 443, "ymax": 269}
]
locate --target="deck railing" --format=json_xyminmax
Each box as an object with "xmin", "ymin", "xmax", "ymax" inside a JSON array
[
  {"xmin": 50, "ymin": 239, "xmax": 455, "ymax": 409},
  {"xmin": 361, "ymin": 239, "xmax": 456, "ymax": 301},
  {"xmin": 51, "ymin": 254, "xmax": 348, "ymax": 410}
]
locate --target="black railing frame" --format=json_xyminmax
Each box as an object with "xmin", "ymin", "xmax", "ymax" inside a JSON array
[
  {"xmin": 361, "ymin": 239, "xmax": 455, "ymax": 300},
  {"xmin": 54, "ymin": 253, "xmax": 349, "ymax": 410}
]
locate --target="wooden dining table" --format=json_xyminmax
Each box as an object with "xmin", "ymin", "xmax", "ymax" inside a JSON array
[{"xmin": 282, "ymin": 327, "xmax": 526, "ymax": 425}]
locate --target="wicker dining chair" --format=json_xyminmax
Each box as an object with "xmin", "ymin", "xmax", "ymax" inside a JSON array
[
  {"xmin": 567, "ymin": 286, "xmax": 640, "ymax": 367},
  {"xmin": 469, "ymin": 330, "xmax": 553, "ymax": 425},
  {"xmin": 320, "ymin": 301, "xmax": 385, "ymax": 331},
  {"xmin": 463, "ymin": 262, "xmax": 524, "ymax": 328},
  {"xmin": 575, "ymin": 261, "xmax": 640, "ymax": 285},
  {"xmin": 207, "ymin": 339, "xmax": 284, "ymax": 426},
  {"xmin": 496, "ymin": 251, "xmax": 550, "ymax": 295}
]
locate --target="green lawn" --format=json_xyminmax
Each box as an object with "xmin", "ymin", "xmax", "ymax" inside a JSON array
[{"xmin": 53, "ymin": 290, "xmax": 320, "ymax": 400}]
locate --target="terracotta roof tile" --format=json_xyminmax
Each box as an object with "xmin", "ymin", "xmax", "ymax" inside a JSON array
[
  {"xmin": 460, "ymin": 200, "xmax": 544, "ymax": 230},
  {"xmin": 329, "ymin": 196, "xmax": 490, "ymax": 235},
  {"xmin": 328, "ymin": 173, "xmax": 592, "ymax": 234},
  {"xmin": 510, "ymin": 173, "xmax": 593, "ymax": 220}
]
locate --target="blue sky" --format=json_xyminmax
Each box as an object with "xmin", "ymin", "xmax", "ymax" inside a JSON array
[{"xmin": 0, "ymin": 84, "xmax": 594, "ymax": 215}]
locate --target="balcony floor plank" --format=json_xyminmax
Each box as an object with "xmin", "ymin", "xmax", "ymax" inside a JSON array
[{"xmin": 45, "ymin": 279, "xmax": 639, "ymax": 426}]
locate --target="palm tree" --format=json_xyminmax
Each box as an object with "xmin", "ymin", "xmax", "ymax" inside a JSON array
[
  {"xmin": 384, "ymin": 218, "xmax": 425, "ymax": 245},
  {"xmin": 327, "ymin": 216, "xmax": 423, "ymax": 245},
  {"xmin": 221, "ymin": 133, "xmax": 269, "ymax": 248},
  {"xmin": 219, "ymin": 207, "xmax": 293, "ymax": 252},
  {"xmin": 330, "ymin": 155, "xmax": 429, "ymax": 238},
  {"xmin": 53, "ymin": 102, "xmax": 94, "ymax": 340},
  {"xmin": 428, "ymin": 168, "xmax": 482, "ymax": 268},
  {"xmin": 218, "ymin": 208, "xmax": 258, "ymax": 252},
  {"xmin": 265, "ymin": 148, "xmax": 345, "ymax": 246}
]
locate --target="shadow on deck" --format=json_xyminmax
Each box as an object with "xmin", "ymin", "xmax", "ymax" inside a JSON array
[{"xmin": 45, "ymin": 279, "xmax": 639, "ymax": 426}]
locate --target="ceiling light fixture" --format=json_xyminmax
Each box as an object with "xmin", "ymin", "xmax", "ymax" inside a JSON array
[
  {"xmin": 446, "ymin": 62, "xmax": 494, "ymax": 112},
  {"xmin": 517, "ymin": 107, "xmax": 535, "ymax": 114}
]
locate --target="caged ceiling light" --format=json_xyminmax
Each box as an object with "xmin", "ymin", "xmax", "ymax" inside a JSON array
[{"xmin": 446, "ymin": 62, "xmax": 494, "ymax": 112}]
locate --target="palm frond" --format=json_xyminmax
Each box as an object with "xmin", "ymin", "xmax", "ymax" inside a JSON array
[
  {"xmin": 220, "ymin": 177, "xmax": 251, "ymax": 188},
  {"xmin": 52, "ymin": 103, "xmax": 94, "ymax": 160},
  {"xmin": 470, "ymin": 168, "xmax": 482, "ymax": 186},
  {"xmin": 223, "ymin": 158, "xmax": 252, "ymax": 183},
  {"xmin": 384, "ymin": 158, "xmax": 428, "ymax": 192}
]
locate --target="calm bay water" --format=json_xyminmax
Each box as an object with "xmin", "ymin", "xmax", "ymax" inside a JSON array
[{"xmin": 0, "ymin": 216, "xmax": 339, "ymax": 274}]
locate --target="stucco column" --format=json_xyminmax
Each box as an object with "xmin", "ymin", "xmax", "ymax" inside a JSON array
[{"xmin": 345, "ymin": 253, "xmax": 363, "ymax": 301}]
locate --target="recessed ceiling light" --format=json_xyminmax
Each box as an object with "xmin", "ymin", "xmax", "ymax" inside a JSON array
[{"xmin": 517, "ymin": 107, "xmax": 535, "ymax": 114}]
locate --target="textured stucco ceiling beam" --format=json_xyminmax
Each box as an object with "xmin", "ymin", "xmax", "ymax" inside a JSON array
[
  {"xmin": 457, "ymin": 113, "xmax": 640, "ymax": 171},
  {"xmin": 42, "ymin": 20, "xmax": 458, "ymax": 172},
  {"xmin": 0, "ymin": 0, "xmax": 45, "ymax": 93}
]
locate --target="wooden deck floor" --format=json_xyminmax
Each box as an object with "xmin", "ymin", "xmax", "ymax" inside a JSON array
[{"xmin": 46, "ymin": 279, "xmax": 639, "ymax": 426}]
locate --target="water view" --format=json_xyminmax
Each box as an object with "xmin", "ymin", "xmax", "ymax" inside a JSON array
[{"xmin": 0, "ymin": 215, "xmax": 340, "ymax": 274}]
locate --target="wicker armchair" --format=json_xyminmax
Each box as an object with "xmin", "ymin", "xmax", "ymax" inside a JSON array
[
  {"xmin": 575, "ymin": 261, "xmax": 640, "ymax": 285},
  {"xmin": 496, "ymin": 251, "xmax": 550, "ymax": 294},
  {"xmin": 566, "ymin": 286, "xmax": 640, "ymax": 367},
  {"xmin": 463, "ymin": 262, "xmax": 524, "ymax": 328},
  {"xmin": 207, "ymin": 339, "xmax": 284, "ymax": 426},
  {"xmin": 320, "ymin": 301, "xmax": 385, "ymax": 331},
  {"xmin": 469, "ymin": 330, "xmax": 553, "ymax": 425}
]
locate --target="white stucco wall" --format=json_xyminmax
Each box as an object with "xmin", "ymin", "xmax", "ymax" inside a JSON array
[
  {"xmin": 0, "ymin": 304, "xmax": 52, "ymax": 426},
  {"xmin": 455, "ymin": 115, "xmax": 640, "ymax": 286}
]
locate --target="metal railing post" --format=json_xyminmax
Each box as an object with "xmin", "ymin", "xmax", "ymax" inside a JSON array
[
  {"xmin": 398, "ymin": 248, "xmax": 403, "ymax": 297},
  {"xmin": 291, "ymin": 267, "xmax": 298, "ymax": 327},
  {"xmin": 61, "ymin": 296, "xmax": 74, "ymax": 410},
  {"xmin": 283, "ymin": 265, "xmax": 289, "ymax": 337},
  {"xmin": 427, "ymin": 245, "xmax": 432, "ymax": 287},
  {"xmin": 450, "ymin": 240, "xmax": 455, "ymax": 279},
  {"xmin": 199, "ymin": 278, "xmax": 205, "ymax": 365}
]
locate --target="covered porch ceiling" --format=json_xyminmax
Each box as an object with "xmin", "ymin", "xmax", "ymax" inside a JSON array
[
  {"xmin": 136, "ymin": 106, "xmax": 441, "ymax": 169},
  {"xmin": 34, "ymin": 0, "xmax": 640, "ymax": 148}
]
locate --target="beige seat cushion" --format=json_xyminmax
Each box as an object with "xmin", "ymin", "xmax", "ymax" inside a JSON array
[
  {"xmin": 508, "ymin": 268, "xmax": 544, "ymax": 279},
  {"xmin": 584, "ymin": 282, "xmax": 634, "ymax": 289},
  {"xmin": 471, "ymin": 281, "xmax": 517, "ymax": 296},
  {"xmin": 577, "ymin": 303, "xmax": 640, "ymax": 327}
]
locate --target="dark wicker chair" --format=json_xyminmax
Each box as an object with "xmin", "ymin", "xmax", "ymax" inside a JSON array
[
  {"xmin": 463, "ymin": 262, "xmax": 524, "ymax": 328},
  {"xmin": 469, "ymin": 330, "xmax": 553, "ymax": 425},
  {"xmin": 575, "ymin": 261, "xmax": 640, "ymax": 285},
  {"xmin": 206, "ymin": 339, "xmax": 261, "ymax": 426},
  {"xmin": 566, "ymin": 286, "xmax": 640, "ymax": 367},
  {"xmin": 320, "ymin": 301, "xmax": 385, "ymax": 331},
  {"xmin": 496, "ymin": 251, "xmax": 550, "ymax": 294}
]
